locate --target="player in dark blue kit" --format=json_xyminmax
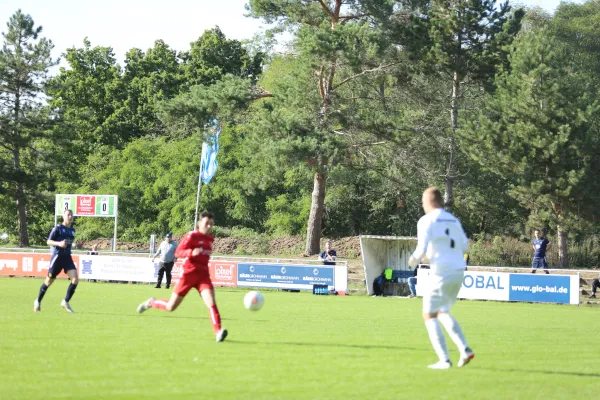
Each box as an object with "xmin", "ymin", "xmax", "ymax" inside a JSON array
[
  {"xmin": 34, "ymin": 209, "xmax": 79, "ymax": 312},
  {"xmin": 531, "ymin": 229, "xmax": 552, "ymax": 274}
]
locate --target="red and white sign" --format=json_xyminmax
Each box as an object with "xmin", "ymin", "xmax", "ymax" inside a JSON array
[
  {"xmin": 210, "ymin": 262, "xmax": 237, "ymax": 287},
  {"xmin": 76, "ymin": 196, "xmax": 96, "ymax": 216},
  {"xmin": 172, "ymin": 260, "xmax": 238, "ymax": 287},
  {"xmin": 0, "ymin": 252, "xmax": 79, "ymax": 278}
]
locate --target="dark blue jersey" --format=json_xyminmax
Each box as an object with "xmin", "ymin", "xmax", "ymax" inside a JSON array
[
  {"xmin": 532, "ymin": 237, "xmax": 550, "ymax": 258},
  {"xmin": 320, "ymin": 249, "xmax": 337, "ymax": 265},
  {"xmin": 48, "ymin": 224, "xmax": 76, "ymax": 256}
]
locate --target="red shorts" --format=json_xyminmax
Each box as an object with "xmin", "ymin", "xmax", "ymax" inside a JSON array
[{"xmin": 174, "ymin": 270, "xmax": 214, "ymax": 296}]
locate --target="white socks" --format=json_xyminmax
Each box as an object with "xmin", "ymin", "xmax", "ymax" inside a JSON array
[
  {"xmin": 425, "ymin": 318, "xmax": 449, "ymax": 362},
  {"xmin": 438, "ymin": 313, "xmax": 469, "ymax": 353}
]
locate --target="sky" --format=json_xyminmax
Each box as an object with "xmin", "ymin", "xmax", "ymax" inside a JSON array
[{"xmin": 0, "ymin": 0, "xmax": 578, "ymax": 67}]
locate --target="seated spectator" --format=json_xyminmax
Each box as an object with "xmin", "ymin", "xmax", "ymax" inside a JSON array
[
  {"xmin": 589, "ymin": 275, "xmax": 599, "ymax": 299},
  {"xmin": 88, "ymin": 244, "xmax": 99, "ymax": 256},
  {"xmin": 318, "ymin": 241, "xmax": 337, "ymax": 265}
]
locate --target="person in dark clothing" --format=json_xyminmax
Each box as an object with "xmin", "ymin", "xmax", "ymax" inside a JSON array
[
  {"xmin": 531, "ymin": 229, "xmax": 552, "ymax": 274},
  {"xmin": 589, "ymin": 276, "xmax": 600, "ymax": 299}
]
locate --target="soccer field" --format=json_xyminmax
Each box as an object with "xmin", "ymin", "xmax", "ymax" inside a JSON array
[{"xmin": 1, "ymin": 278, "xmax": 597, "ymax": 399}]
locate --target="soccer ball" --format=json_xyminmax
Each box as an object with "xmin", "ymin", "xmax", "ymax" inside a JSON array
[{"xmin": 244, "ymin": 291, "xmax": 265, "ymax": 311}]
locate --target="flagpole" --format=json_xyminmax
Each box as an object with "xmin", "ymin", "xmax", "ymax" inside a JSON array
[{"xmin": 194, "ymin": 145, "xmax": 205, "ymax": 231}]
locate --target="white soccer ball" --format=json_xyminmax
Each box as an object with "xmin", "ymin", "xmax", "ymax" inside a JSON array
[{"xmin": 244, "ymin": 291, "xmax": 265, "ymax": 311}]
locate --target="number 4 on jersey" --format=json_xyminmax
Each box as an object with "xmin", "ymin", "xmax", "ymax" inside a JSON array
[{"xmin": 445, "ymin": 228, "xmax": 455, "ymax": 248}]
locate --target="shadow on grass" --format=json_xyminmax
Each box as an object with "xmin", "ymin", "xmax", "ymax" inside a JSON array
[
  {"xmin": 80, "ymin": 311, "xmax": 268, "ymax": 322},
  {"xmin": 478, "ymin": 367, "xmax": 600, "ymax": 378},
  {"xmin": 225, "ymin": 340, "xmax": 424, "ymax": 351}
]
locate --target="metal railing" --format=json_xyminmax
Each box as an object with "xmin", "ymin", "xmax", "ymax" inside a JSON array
[{"xmin": 0, "ymin": 247, "xmax": 349, "ymax": 267}]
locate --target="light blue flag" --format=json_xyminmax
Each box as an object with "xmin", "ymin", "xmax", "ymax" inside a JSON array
[{"xmin": 200, "ymin": 120, "xmax": 220, "ymax": 184}]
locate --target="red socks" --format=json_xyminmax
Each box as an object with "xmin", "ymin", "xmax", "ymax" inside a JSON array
[
  {"xmin": 151, "ymin": 299, "xmax": 169, "ymax": 310},
  {"xmin": 209, "ymin": 305, "xmax": 222, "ymax": 333}
]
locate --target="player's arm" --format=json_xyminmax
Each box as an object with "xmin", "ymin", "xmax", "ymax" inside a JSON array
[
  {"xmin": 152, "ymin": 245, "xmax": 161, "ymax": 261},
  {"xmin": 330, "ymin": 250, "xmax": 337, "ymax": 260},
  {"xmin": 47, "ymin": 227, "xmax": 66, "ymax": 248},
  {"xmin": 546, "ymin": 239, "xmax": 552, "ymax": 250},
  {"xmin": 174, "ymin": 233, "xmax": 196, "ymax": 258},
  {"xmin": 409, "ymin": 219, "xmax": 429, "ymax": 267}
]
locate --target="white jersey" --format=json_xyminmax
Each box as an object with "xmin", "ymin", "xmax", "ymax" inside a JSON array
[{"xmin": 411, "ymin": 208, "xmax": 468, "ymax": 274}]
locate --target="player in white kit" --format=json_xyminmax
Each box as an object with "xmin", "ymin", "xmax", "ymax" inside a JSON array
[{"xmin": 408, "ymin": 187, "xmax": 475, "ymax": 369}]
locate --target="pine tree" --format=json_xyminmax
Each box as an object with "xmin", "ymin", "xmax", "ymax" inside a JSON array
[
  {"xmin": 0, "ymin": 10, "xmax": 57, "ymax": 246},
  {"xmin": 462, "ymin": 28, "xmax": 600, "ymax": 267},
  {"xmin": 404, "ymin": 0, "xmax": 523, "ymax": 211}
]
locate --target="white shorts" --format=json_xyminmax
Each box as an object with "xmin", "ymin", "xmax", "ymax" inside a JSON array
[{"xmin": 422, "ymin": 270, "xmax": 464, "ymax": 314}]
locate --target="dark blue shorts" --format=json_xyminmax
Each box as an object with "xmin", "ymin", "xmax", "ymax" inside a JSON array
[
  {"xmin": 532, "ymin": 257, "xmax": 548, "ymax": 269},
  {"xmin": 48, "ymin": 254, "xmax": 76, "ymax": 278}
]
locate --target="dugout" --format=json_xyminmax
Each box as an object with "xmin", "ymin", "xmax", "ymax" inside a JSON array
[{"xmin": 360, "ymin": 235, "xmax": 417, "ymax": 295}]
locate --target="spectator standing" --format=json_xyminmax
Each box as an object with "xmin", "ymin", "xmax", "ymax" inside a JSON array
[
  {"xmin": 408, "ymin": 266, "xmax": 418, "ymax": 298},
  {"xmin": 531, "ymin": 229, "xmax": 552, "ymax": 274},
  {"xmin": 153, "ymin": 233, "xmax": 178, "ymax": 289},
  {"xmin": 589, "ymin": 275, "xmax": 599, "ymax": 299}
]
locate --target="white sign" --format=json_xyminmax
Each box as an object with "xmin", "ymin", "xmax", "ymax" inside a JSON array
[
  {"xmin": 417, "ymin": 270, "xmax": 510, "ymax": 301},
  {"xmin": 79, "ymin": 255, "xmax": 157, "ymax": 283},
  {"xmin": 416, "ymin": 269, "xmax": 579, "ymax": 305}
]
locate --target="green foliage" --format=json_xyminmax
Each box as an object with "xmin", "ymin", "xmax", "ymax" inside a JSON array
[
  {"xmin": 0, "ymin": 10, "xmax": 58, "ymax": 245},
  {"xmin": 2, "ymin": 3, "xmax": 600, "ymax": 262},
  {"xmin": 66, "ymin": 135, "xmax": 203, "ymax": 240},
  {"xmin": 181, "ymin": 26, "xmax": 264, "ymax": 88},
  {"xmin": 462, "ymin": 26, "xmax": 600, "ymax": 234},
  {"xmin": 265, "ymin": 194, "xmax": 311, "ymax": 236}
]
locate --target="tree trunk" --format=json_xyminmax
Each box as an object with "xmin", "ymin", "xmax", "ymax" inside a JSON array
[
  {"xmin": 479, "ymin": 213, "xmax": 486, "ymax": 234},
  {"xmin": 305, "ymin": 167, "xmax": 327, "ymax": 256},
  {"xmin": 15, "ymin": 181, "xmax": 29, "ymax": 247},
  {"xmin": 556, "ymin": 225, "xmax": 568, "ymax": 269},
  {"xmin": 445, "ymin": 71, "xmax": 460, "ymax": 212},
  {"xmin": 13, "ymin": 90, "xmax": 29, "ymax": 247}
]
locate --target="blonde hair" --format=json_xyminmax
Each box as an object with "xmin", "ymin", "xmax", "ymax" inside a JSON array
[{"xmin": 423, "ymin": 187, "xmax": 444, "ymax": 208}]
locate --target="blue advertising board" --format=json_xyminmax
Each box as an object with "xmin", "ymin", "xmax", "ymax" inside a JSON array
[
  {"xmin": 416, "ymin": 270, "xmax": 579, "ymax": 305},
  {"xmin": 508, "ymin": 274, "xmax": 572, "ymax": 304},
  {"xmin": 237, "ymin": 263, "xmax": 335, "ymax": 290}
]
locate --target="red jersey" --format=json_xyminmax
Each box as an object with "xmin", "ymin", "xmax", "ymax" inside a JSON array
[{"xmin": 174, "ymin": 230, "xmax": 214, "ymax": 274}]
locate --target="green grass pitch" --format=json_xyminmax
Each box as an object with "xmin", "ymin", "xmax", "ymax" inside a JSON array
[{"xmin": 1, "ymin": 278, "xmax": 598, "ymax": 399}]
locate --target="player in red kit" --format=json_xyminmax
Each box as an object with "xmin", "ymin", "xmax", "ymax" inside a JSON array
[{"xmin": 136, "ymin": 211, "xmax": 228, "ymax": 342}]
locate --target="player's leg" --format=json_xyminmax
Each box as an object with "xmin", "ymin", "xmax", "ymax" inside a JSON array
[
  {"xmin": 137, "ymin": 274, "xmax": 189, "ymax": 314},
  {"xmin": 156, "ymin": 262, "xmax": 165, "ymax": 288},
  {"xmin": 165, "ymin": 262, "xmax": 173, "ymax": 289},
  {"xmin": 35, "ymin": 276, "xmax": 55, "ymax": 312},
  {"xmin": 155, "ymin": 292, "xmax": 184, "ymax": 311},
  {"xmin": 543, "ymin": 257, "xmax": 550, "ymax": 274},
  {"xmin": 408, "ymin": 277, "xmax": 417, "ymax": 297},
  {"xmin": 199, "ymin": 283, "xmax": 227, "ymax": 342},
  {"xmin": 61, "ymin": 267, "xmax": 79, "ymax": 312},
  {"xmin": 422, "ymin": 275, "xmax": 451, "ymax": 369},
  {"xmin": 531, "ymin": 257, "xmax": 540, "ymax": 274},
  {"xmin": 139, "ymin": 292, "xmax": 185, "ymax": 314},
  {"xmin": 139, "ymin": 272, "xmax": 192, "ymax": 313},
  {"xmin": 436, "ymin": 272, "xmax": 474, "ymax": 367},
  {"xmin": 35, "ymin": 255, "xmax": 61, "ymax": 311},
  {"xmin": 589, "ymin": 279, "xmax": 599, "ymax": 299}
]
